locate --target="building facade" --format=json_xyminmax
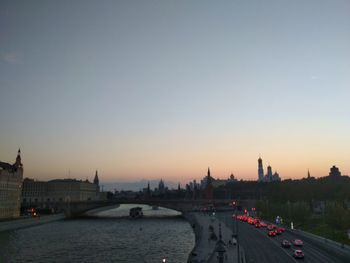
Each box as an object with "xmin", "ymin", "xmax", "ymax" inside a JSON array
[
  {"xmin": 22, "ymin": 171, "xmax": 101, "ymax": 209},
  {"xmin": 0, "ymin": 149, "xmax": 23, "ymax": 219}
]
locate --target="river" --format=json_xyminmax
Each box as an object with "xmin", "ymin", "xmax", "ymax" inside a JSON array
[{"xmin": 0, "ymin": 204, "xmax": 195, "ymax": 263}]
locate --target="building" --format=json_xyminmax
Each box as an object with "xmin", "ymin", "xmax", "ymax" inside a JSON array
[
  {"xmin": 258, "ymin": 157, "xmax": 264, "ymax": 181},
  {"xmin": 93, "ymin": 170, "xmax": 100, "ymax": 194},
  {"xmin": 22, "ymin": 172, "xmax": 101, "ymax": 209},
  {"xmin": 328, "ymin": 165, "xmax": 341, "ymax": 179},
  {"xmin": 21, "ymin": 178, "xmax": 48, "ymax": 206},
  {"xmin": 0, "ymin": 149, "xmax": 23, "ymax": 219},
  {"xmin": 158, "ymin": 179, "xmax": 165, "ymax": 193},
  {"xmin": 226, "ymin": 173, "xmax": 238, "ymax": 184},
  {"xmin": 203, "ymin": 167, "xmax": 214, "ymax": 199},
  {"xmin": 257, "ymin": 157, "xmax": 281, "ymax": 182},
  {"xmin": 266, "ymin": 165, "xmax": 273, "ymax": 181},
  {"xmin": 200, "ymin": 169, "xmax": 237, "ymax": 190}
]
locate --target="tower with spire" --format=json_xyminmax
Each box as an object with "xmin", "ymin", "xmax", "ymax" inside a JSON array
[
  {"xmin": 14, "ymin": 148, "xmax": 23, "ymax": 169},
  {"xmin": 0, "ymin": 149, "xmax": 23, "ymax": 219},
  {"xmin": 93, "ymin": 170, "xmax": 100, "ymax": 196},
  {"xmin": 158, "ymin": 179, "xmax": 165, "ymax": 193},
  {"xmin": 206, "ymin": 167, "xmax": 213, "ymax": 186},
  {"xmin": 258, "ymin": 156, "xmax": 264, "ymax": 182},
  {"xmin": 93, "ymin": 170, "xmax": 99, "ymax": 185},
  {"xmin": 203, "ymin": 167, "xmax": 214, "ymax": 199}
]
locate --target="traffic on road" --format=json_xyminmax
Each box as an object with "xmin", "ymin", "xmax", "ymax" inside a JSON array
[{"xmin": 215, "ymin": 211, "xmax": 349, "ymax": 263}]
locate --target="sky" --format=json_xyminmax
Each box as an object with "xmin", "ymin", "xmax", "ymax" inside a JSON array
[{"xmin": 1, "ymin": 0, "xmax": 350, "ymax": 184}]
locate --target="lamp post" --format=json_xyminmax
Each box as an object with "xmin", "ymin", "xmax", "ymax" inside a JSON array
[
  {"xmin": 232, "ymin": 204, "xmax": 240, "ymax": 263},
  {"xmin": 236, "ymin": 217, "xmax": 240, "ymax": 263},
  {"xmin": 215, "ymin": 223, "xmax": 226, "ymax": 263}
]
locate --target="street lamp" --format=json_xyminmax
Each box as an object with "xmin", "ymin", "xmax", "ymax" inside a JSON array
[{"xmin": 215, "ymin": 223, "xmax": 226, "ymax": 263}]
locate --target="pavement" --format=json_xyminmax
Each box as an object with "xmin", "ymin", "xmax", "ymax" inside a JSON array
[{"xmin": 186, "ymin": 212, "xmax": 238, "ymax": 263}]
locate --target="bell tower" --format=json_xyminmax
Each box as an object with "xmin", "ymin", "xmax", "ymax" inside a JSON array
[{"xmin": 258, "ymin": 156, "xmax": 264, "ymax": 182}]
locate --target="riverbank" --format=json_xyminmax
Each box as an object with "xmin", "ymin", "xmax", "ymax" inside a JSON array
[
  {"xmin": 184, "ymin": 212, "xmax": 239, "ymax": 263},
  {"xmin": 0, "ymin": 214, "xmax": 65, "ymax": 232}
]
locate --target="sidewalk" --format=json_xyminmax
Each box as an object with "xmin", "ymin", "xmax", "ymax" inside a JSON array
[
  {"xmin": 0, "ymin": 213, "xmax": 65, "ymax": 232},
  {"xmin": 186, "ymin": 212, "xmax": 238, "ymax": 263}
]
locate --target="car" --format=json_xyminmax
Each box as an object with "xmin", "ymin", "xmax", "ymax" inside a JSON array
[
  {"xmin": 293, "ymin": 239, "xmax": 304, "ymax": 246},
  {"xmin": 293, "ymin": 249, "xmax": 304, "ymax": 259},
  {"xmin": 281, "ymin": 240, "xmax": 292, "ymax": 248},
  {"xmin": 279, "ymin": 227, "xmax": 286, "ymax": 232},
  {"xmin": 259, "ymin": 222, "xmax": 267, "ymax": 227},
  {"xmin": 276, "ymin": 228, "xmax": 283, "ymax": 235},
  {"xmin": 268, "ymin": 231, "xmax": 276, "ymax": 237},
  {"xmin": 267, "ymin": 224, "xmax": 276, "ymax": 230}
]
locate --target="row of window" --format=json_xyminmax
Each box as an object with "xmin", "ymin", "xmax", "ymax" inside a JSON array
[{"xmin": 0, "ymin": 207, "xmax": 19, "ymax": 218}]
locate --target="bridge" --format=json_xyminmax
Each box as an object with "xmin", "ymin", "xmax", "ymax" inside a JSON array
[
  {"xmin": 63, "ymin": 198, "xmax": 350, "ymax": 263},
  {"xmin": 61, "ymin": 198, "xmax": 256, "ymax": 218}
]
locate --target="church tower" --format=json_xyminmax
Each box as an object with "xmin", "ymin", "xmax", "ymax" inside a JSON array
[
  {"xmin": 267, "ymin": 165, "xmax": 273, "ymax": 182},
  {"xmin": 258, "ymin": 156, "xmax": 264, "ymax": 182},
  {"xmin": 207, "ymin": 167, "xmax": 213, "ymax": 186},
  {"xmin": 93, "ymin": 170, "xmax": 100, "ymax": 197},
  {"xmin": 204, "ymin": 167, "xmax": 214, "ymax": 200},
  {"xmin": 93, "ymin": 170, "xmax": 99, "ymax": 186},
  {"xmin": 14, "ymin": 148, "xmax": 23, "ymax": 169}
]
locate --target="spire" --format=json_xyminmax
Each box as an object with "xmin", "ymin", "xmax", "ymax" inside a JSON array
[
  {"xmin": 158, "ymin": 179, "xmax": 165, "ymax": 191},
  {"xmin": 307, "ymin": 169, "xmax": 310, "ymax": 179},
  {"xmin": 93, "ymin": 170, "xmax": 99, "ymax": 185},
  {"xmin": 14, "ymin": 148, "xmax": 22, "ymax": 167},
  {"xmin": 206, "ymin": 167, "xmax": 212, "ymax": 186}
]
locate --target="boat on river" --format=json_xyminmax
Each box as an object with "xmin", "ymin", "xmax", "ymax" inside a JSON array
[{"xmin": 129, "ymin": 207, "xmax": 143, "ymax": 218}]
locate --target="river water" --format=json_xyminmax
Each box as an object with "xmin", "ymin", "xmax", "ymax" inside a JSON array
[{"xmin": 0, "ymin": 204, "xmax": 195, "ymax": 263}]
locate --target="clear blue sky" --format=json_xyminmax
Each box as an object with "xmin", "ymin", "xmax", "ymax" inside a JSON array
[{"xmin": 1, "ymin": 0, "xmax": 349, "ymax": 183}]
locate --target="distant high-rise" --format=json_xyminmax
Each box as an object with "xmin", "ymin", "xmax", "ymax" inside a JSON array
[{"xmin": 258, "ymin": 157, "xmax": 264, "ymax": 181}]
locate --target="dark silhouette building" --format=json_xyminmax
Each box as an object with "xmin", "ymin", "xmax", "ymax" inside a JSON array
[
  {"xmin": 258, "ymin": 156, "xmax": 264, "ymax": 181},
  {"xmin": 329, "ymin": 165, "xmax": 341, "ymax": 178},
  {"xmin": 203, "ymin": 167, "xmax": 214, "ymax": 199},
  {"xmin": 257, "ymin": 156, "xmax": 281, "ymax": 182}
]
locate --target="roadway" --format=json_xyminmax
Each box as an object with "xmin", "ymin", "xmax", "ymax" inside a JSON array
[{"xmin": 216, "ymin": 212, "xmax": 350, "ymax": 263}]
